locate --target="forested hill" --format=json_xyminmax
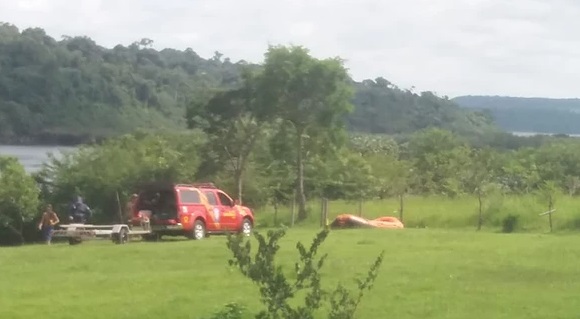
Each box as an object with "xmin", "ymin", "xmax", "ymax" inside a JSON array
[
  {"xmin": 453, "ymin": 95, "xmax": 580, "ymax": 135},
  {"xmin": 349, "ymin": 79, "xmax": 495, "ymax": 136},
  {"xmin": 0, "ymin": 23, "xmax": 495, "ymax": 145}
]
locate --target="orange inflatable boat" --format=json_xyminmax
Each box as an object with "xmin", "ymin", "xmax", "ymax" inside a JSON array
[{"xmin": 330, "ymin": 214, "xmax": 404, "ymax": 229}]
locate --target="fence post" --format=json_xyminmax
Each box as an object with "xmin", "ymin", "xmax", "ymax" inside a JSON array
[
  {"xmin": 320, "ymin": 198, "xmax": 323, "ymax": 227},
  {"xmin": 320, "ymin": 198, "xmax": 328, "ymax": 227},
  {"xmin": 115, "ymin": 191, "xmax": 124, "ymax": 223},
  {"xmin": 320, "ymin": 198, "xmax": 324, "ymax": 227},
  {"xmin": 324, "ymin": 198, "xmax": 329, "ymax": 226},
  {"xmin": 358, "ymin": 199, "xmax": 363, "ymax": 217},
  {"xmin": 291, "ymin": 190, "xmax": 296, "ymax": 227},
  {"xmin": 273, "ymin": 201, "xmax": 278, "ymax": 226}
]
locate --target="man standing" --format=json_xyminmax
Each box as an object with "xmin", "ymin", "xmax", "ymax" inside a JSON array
[
  {"xmin": 125, "ymin": 194, "xmax": 138, "ymax": 223},
  {"xmin": 38, "ymin": 204, "xmax": 60, "ymax": 245},
  {"xmin": 68, "ymin": 196, "xmax": 92, "ymax": 224}
]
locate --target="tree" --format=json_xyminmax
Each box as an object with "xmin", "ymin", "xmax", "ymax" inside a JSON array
[
  {"xmin": 260, "ymin": 45, "xmax": 354, "ymax": 220},
  {"xmin": 0, "ymin": 156, "xmax": 40, "ymax": 245},
  {"xmin": 537, "ymin": 180, "xmax": 560, "ymax": 232},
  {"xmin": 187, "ymin": 69, "xmax": 271, "ymax": 204},
  {"xmin": 463, "ymin": 147, "xmax": 501, "ymax": 230},
  {"xmin": 390, "ymin": 160, "xmax": 412, "ymax": 222},
  {"xmin": 406, "ymin": 128, "xmax": 470, "ymax": 196}
]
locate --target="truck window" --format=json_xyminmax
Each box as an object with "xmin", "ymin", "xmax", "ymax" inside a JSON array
[
  {"xmin": 204, "ymin": 191, "xmax": 218, "ymax": 205},
  {"xmin": 217, "ymin": 192, "xmax": 233, "ymax": 206},
  {"xmin": 180, "ymin": 190, "xmax": 201, "ymax": 204}
]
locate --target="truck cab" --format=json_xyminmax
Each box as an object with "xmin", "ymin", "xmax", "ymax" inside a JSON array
[
  {"xmin": 131, "ymin": 182, "xmax": 254, "ymax": 241},
  {"xmin": 193, "ymin": 183, "xmax": 255, "ymax": 233}
]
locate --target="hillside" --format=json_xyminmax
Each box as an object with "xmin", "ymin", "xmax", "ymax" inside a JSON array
[
  {"xmin": 453, "ymin": 95, "xmax": 580, "ymax": 135},
  {"xmin": 0, "ymin": 22, "xmax": 495, "ymax": 145},
  {"xmin": 349, "ymin": 79, "xmax": 495, "ymax": 136}
]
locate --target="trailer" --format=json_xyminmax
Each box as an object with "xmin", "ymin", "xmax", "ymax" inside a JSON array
[{"xmin": 52, "ymin": 223, "xmax": 152, "ymax": 245}]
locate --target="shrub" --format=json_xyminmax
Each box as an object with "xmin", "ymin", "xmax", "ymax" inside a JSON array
[
  {"xmin": 203, "ymin": 303, "xmax": 245, "ymax": 319},
  {"xmin": 215, "ymin": 227, "xmax": 384, "ymax": 319},
  {"xmin": 502, "ymin": 214, "xmax": 520, "ymax": 233}
]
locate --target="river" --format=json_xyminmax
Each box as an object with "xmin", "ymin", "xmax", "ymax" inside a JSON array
[{"xmin": 0, "ymin": 145, "xmax": 76, "ymax": 173}]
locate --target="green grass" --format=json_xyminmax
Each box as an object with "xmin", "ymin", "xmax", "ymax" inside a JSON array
[
  {"xmin": 2, "ymin": 228, "xmax": 580, "ymax": 318},
  {"xmin": 256, "ymin": 194, "xmax": 580, "ymax": 232}
]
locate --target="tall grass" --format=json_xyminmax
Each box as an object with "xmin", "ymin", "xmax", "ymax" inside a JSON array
[{"xmin": 255, "ymin": 194, "xmax": 580, "ymax": 233}]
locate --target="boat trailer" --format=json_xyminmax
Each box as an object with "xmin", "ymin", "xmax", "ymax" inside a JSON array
[{"xmin": 52, "ymin": 223, "xmax": 152, "ymax": 245}]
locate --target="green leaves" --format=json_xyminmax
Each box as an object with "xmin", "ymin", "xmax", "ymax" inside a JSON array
[
  {"xmin": 259, "ymin": 45, "xmax": 355, "ymax": 219},
  {"xmin": 37, "ymin": 132, "xmax": 205, "ymax": 222},
  {"xmin": 0, "ymin": 156, "xmax": 40, "ymax": 233},
  {"xmin": 224, "ymin": 228, "xmax": 384, "ymax": 319}
]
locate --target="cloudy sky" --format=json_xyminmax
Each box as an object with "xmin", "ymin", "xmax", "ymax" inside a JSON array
[{"xmin": 0, "ymin": 0, "xmax": 577, "ymax": 98}]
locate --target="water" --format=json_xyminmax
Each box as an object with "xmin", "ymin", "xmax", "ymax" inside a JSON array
[
  {"xmin": 0, "ymin": 145, "xmax": 77, "ymax": 173},
  {"xmin": 511, "ymin": 131, "xmax": 580, "ymax": 137}
]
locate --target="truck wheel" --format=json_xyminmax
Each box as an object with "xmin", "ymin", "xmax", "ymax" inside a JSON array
[
  {"xmin": 113, "ymin": 228, "xmax": 129, "ymax": 245},
  {"xmin": 241, "ymin": 218, "xmax": 252, "ymax": 237},
  {"xmin": 142, "ymin": 233, "xmax": 160, "ymax": 242},
  {"xmin": 192, "ymin": 220, "xmax": 206, "ymax": 240}
]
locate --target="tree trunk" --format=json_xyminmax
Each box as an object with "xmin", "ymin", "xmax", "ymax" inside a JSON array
[
  {"xmin": 477, "ymin": 192, "xmax": 483, "ymax": 231},
  {"xmin": 548, "ymin": 199, "xmax": 553, "ymax": 233},
  {"xmin": 399, "ymin": 193, "xmax": 404, "ymax": 222},
  {"xmin": 296, "ymin": 130, "xmax": 307, "ymax": 221},
  {"xmin": 235, "ymin": 168, "xmax": 243, "ymax": 205},
  {"xmin": 273, "ymin": 201, "xmax": 278, "ymax": 226}
]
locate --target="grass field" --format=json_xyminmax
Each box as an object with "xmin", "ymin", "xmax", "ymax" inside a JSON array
[
  {"xmin": 256, "ymin": 194, "xmax": 580, "ymax": 232},
  {"xmin": 2, "ymin": 228, "xmax": 580, "ymax": 319}
]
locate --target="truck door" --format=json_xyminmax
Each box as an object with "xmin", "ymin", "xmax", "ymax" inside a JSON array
[
  {"xmin": 201, "ymin": 190, "xmax": 225, "ymax": 231},
  {"xmin": 216, "ymin": 191, "xmax": 237, "ymax": 230}
]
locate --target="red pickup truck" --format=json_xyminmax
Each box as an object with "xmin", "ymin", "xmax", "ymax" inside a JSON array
[{"xmin": 131, "ymin": 182, "xmax": 254, "ymax": 241}]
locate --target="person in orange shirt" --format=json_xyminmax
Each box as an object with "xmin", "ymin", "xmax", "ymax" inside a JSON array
[
  {"xmin": 125, "ymin": 194, "xmax": 140, "ymax": 228},
  {"xmin": 38, "ymin": 204, "xmax": 60, "ymax": 245}
]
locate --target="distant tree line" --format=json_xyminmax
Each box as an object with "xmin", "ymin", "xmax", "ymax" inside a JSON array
[
  {"xmin": 0, "ymin": 22, "xmax": 494, "ymax": 145},
  {"xmin": 454, "ymin": 95, "xmax": 580, "ymax": 135}
]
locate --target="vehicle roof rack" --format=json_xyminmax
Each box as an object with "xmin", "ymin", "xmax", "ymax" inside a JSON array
[{"xmin": 190, "ymin": 182, "xmax": 217, "ymax": 189}]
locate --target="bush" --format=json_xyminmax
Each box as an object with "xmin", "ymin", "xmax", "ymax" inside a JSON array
[
  {"xmin": 203, "ymin": 303, "xmax": 245, "ymax": 319},
  {"xmin": 502, "ymin": 214, "xmax": 520, "ymax": 233},
  {"xmin": 213, "ymin": 227, "xmax": 385, "ymax": 319}
]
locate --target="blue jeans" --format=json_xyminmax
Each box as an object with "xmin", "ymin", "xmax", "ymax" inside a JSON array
[{"xmin": 42, "ymin": 226, "xmax": 54, "ymax": 242}]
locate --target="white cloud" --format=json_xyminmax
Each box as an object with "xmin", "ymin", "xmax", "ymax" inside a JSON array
[{"xmin": 0, "ymin": 0, "xmax": 578, "ymax": 98}]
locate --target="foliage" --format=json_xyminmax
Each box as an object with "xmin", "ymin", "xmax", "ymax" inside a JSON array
[
  {"xmin": 27, "ymin": 123, "xmax": 580, "ymax": 229},
  {"xmin": 259, "ymin": 45, "xmax": 355, "ymax": 220},
  {"xmin": 35, "ymin": 131, "xmax": 205, "ymax": 222},
  {"xmin": 6, "ymin": 27, "xmax": 580, "ymax": 232},
  {"xmin": 501, "ymin": 214, "xmax": 520, "ymax": 233},
  {"xmin": 187, "ymin": 69, "xmax": 272, "ymax": 204},
  {"xmin": 454, "ymin": 95, "xmax": 580, "ymax": 135},
  {"xmin": 0, "ymin": 23, "xmax": 245, "ymax": 144},
  {"xmin": 351, "ymin": 80, "xmax": 496, "ymax": 136},
  {"xmin": 224, "ymin": 227, "xmax": 384, "ymax": 319},
  {"xmin": 0, "ymin": 156, "xmax": 40, "ymax": 244},
  {"xmin": 406, "ymin": 128, "xmax": 471, "ymax": 196},
  {"xmin": 0, "ymin": 23, "xmax": 495, "ymax": 147}
]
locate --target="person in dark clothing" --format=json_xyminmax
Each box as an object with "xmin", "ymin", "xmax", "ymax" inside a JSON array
[{"xmin": 68, "ymin": 196, "xmax": 92, "ymax": 224}]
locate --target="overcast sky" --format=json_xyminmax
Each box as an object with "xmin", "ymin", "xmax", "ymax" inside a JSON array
[{"xmin": 0, "ymin": 0, "xmax": 578, "ymax": 98}]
